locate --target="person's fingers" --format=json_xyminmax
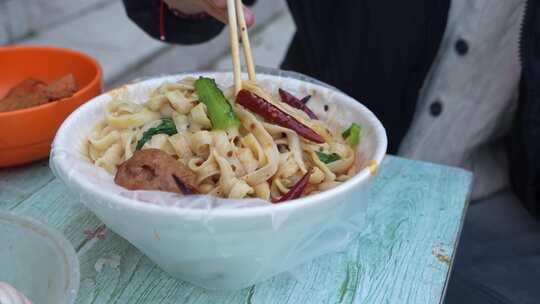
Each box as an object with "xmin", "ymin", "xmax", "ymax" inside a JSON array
[
  {"xmin": 164, "ymin": 0, "xmax": 205, "ymax": 13},
  {"xmin": 242, "ymin": 6, "xmax": 254, "ymax": 27},
  {"xmin": 212, "ymin": 0, "xmax": 227, "ymax": 8},
  {"xmin": 203, "ymin": 0, "xmax": 254, "ymax": 27},
  {"xmin": 200, "ymin": 0, "xmax": 229, "ymax": 24}
]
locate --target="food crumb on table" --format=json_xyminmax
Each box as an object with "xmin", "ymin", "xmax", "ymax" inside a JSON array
[{"xmin": 95, "ymin": 254, "xmax": 121, "ymax": 273}]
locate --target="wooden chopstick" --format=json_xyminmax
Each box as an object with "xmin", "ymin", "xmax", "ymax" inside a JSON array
[
  {"xmin": 227, "ymin": 0, "xmax": 242, "ymax": 95},
  {"xmin": 227, "ymin": 0, "xmax": 256, "ymax": 95},
  {"xmin": 235, "ymin": 0, "xmax": 256, "ymax": 82}
]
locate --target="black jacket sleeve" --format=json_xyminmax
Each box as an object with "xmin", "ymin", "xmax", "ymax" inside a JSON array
[
  {"xmin": 509, "ymin": 0, "xmax": 540, "ymax": 218},
  {"xmin": 122, "ymin": 0, "xmax": 225, "ymax": 44}
]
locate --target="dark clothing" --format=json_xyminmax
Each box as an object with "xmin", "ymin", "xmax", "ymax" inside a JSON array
[
  {"xmin": 509, "ymin": 0, "xmax": 540, "ymax": 217},
  {"xmin": 445, "ymin": 190, "xmax": 540, "ymax": 304},
  {"xmin": 122, "ymin": 0, "xmax": 224, "ymax": 44},
  {"xmin": 121, "ymin": 0, "xmax": 540, "ymax": 217},
  {"xmin": 282, "ymin": 1, "xmax": 449, "ymax": 155}
]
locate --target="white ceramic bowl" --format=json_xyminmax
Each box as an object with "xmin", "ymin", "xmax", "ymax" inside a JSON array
[
  {"xmin": 0, "ymin": 211, "xmax": 79, "ymax": 303},
  {"xmin": 51, "ymin": 71, "xmax": 387, "ymax": 290}
]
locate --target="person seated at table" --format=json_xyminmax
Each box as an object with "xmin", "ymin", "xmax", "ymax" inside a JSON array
[{"xmin": 121, "ymin": 1, "xmax": 540, "ymax": 303}]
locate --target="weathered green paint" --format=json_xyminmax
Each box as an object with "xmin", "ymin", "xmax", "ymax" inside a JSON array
[
  {"xmin": 0, "ymin": 160, "xmax": 54, "ymax": 209},
  {"xmin": 0, "ymin": 156, "xmax": 471, "ymax": 303}
]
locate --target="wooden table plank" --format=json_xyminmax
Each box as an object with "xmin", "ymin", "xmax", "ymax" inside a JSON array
[
  {"xmin": 9, "ymin": 177, "xmax": 101, "ymax": 251},
  {"xmin": 0, "ymin": 156, "xmax": 471, "ymax": 303},
  {"xmin": 0, "ymin": 160, "xmax": 54, "ymax": 210},
  {"xmin": 249, "ymin": 157, "xmax": 470, "ymax": 304},
  {"xmin": 76, "ymin": 234, "xmax": 252, "ymax": 304}
]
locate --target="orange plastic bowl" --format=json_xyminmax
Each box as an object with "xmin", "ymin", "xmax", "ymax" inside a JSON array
[{"xmin": 0, "ymin": 46, "xmax": 102, "ymax": 167}]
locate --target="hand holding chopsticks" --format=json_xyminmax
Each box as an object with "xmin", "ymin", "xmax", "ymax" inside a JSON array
[{"xmin": 226, "ymin": 0, "xmax": 256, "ymax": 95}]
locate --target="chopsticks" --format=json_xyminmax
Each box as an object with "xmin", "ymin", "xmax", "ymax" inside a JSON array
[
  {"xmin": 235, "ymin": 0, "xmax": 256, "ymax": 81},
  {"xmin": 227, "ymin": 0, "xmax": 256, "ymax": 95}
]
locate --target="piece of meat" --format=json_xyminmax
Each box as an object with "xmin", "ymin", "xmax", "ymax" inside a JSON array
[
  {"xmin": 0, "ymin": 78, "xmax": 49, "ymax": 112},
  {"xmin": 0, "ymin": 74, "xmax": 78, "ymax": 113},
  {"xmin": 114, "ymin": 149, "xmax": 199, "ymax": 195},
  {"xmin": 44, "ymin": 74, "xmax": 78, "ymax": 100},
  {"xmin": 3, "ymin": 78, "xmax": 46, "ymax": 99}
]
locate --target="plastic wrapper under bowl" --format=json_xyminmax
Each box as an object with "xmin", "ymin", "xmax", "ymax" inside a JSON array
[{"xmin": 50, "ymin": 69, "xmax": 385, "ymax": 290}]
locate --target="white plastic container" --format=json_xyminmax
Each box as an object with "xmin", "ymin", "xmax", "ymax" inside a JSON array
[
  {"xmin": 51, "ymin": 71, "xmax": 387, "ymax": 290},
  {"xmin": 0, "ymin": 211, "xmax": 79, "ymax": 303}
]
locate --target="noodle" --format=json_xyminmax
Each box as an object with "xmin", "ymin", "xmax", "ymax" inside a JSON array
[{"xmin": 87, "ymin": 77, "xmax": 359, "ymax": 200}]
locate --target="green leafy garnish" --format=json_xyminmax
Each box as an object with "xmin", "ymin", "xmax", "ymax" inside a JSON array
[
  {"xmin": 195, "ymin": 77, "xmax": 241, "ymax": 129},
  {"xmin": 342, "ymin": 122, "xmax": 361, "ymax": 147},
  {"xmin": 315, "ymin": 151, "xmax": 342, "ymax": 164},
  {"xmin": 135, "ymin": 118, "xmax": 177, "ymax": 150}
]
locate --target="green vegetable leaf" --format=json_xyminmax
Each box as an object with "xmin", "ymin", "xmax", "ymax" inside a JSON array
[
  {"xmin": 342, "ymin": 122, "xmax": 361, "ymax": 147},
  {"xmin": 315, "ymin": 151, "xmax": 342, "ymax": 164},
  {"xmin": 135, "ymin": 118, "xmax": 177, "ymax": 150},
  {"xmin": 195, "ymin": 77, "xmax": 241, "ymax": 130}
]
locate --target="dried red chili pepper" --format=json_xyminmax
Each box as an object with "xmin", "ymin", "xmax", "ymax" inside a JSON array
[
  {"xmin": 300, "ymin": 95, "xmax": 311, "ymax": 104},
  {"xmin": 278, "ymin": 88, "xmax": 318, "ymax": 119},
  {"xmin": 274, "ymin": 170, "xmax": 312, "ymax": 203},
  {"xmin": 236, "ymin": 90, "xmax": 325, "ymax": 143}
]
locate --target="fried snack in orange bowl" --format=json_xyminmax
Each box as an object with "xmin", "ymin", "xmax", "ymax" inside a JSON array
[{"xmin": 0, "ymin": 46, "xmax": 102, "ymax": 167}]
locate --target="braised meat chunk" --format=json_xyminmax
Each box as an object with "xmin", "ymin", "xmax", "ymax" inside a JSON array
[
  {"xmin": 0, "ymin": 78, "xmax": 49, "ymax": 112},
  {"xmin": 0, "ymin": 74, "xmax": 78, "ymax": 113},
  {"xmin": 114, "ymin": 149, "xmax": 199, "ymax": 194},
  {"xmin": 44, "ymin": 74, "xmax": 78, "ymax": 100}
]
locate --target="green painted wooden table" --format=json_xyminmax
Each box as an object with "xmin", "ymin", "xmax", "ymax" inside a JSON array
[{"xmin": 0, "ymin": 156, "xmax": 472, "ymax": 304}]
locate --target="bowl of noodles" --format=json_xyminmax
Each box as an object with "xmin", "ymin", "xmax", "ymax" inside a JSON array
[{"xmin": 50, "ymin": 70, "xmax": 386, "ymax": 290}]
